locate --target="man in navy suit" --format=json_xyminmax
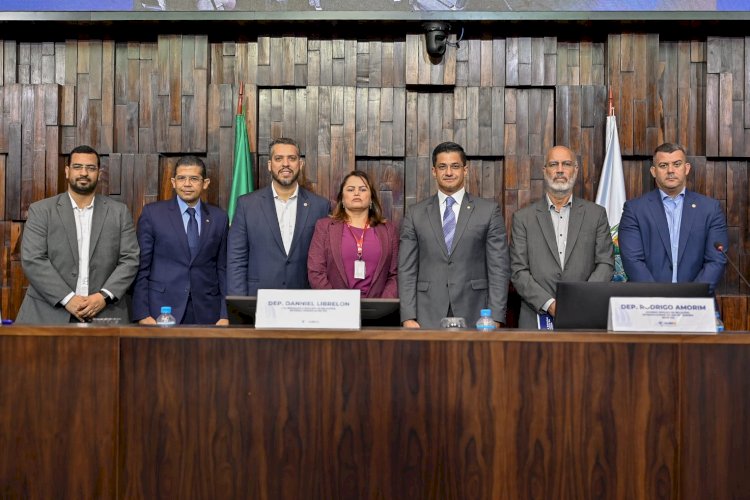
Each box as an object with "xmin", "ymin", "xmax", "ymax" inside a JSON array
[
  {"xmin": 619, "ymin": 142, "xmax": 728, "ymax": 294},
  {"xmin": 227, "ymin": 137, "xmax": 330, "ymax": 296},
  {"xmin": 133, "ymin": 155, "xmax": 229, "ymax": 325}
]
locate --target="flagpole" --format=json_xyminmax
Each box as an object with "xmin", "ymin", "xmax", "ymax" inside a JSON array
[
  {"xmin": 237, "ymin": 81, "xmax": 244, "ymax": 115},
  {"xmin": 608, "ymin": 86, "xmax": 614, "ymax": 116}
]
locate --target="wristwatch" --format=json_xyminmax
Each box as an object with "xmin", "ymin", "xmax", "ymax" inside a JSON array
[{"xmin": 97, "ymin": 290, "xmax": 115, "ymax": 305}]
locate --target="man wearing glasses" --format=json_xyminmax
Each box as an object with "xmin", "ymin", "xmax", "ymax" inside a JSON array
[
  {"xmin": 133, "ymin": 155, "xmax": 229, "ymax": 325},
  {"xmin": 399, "ymin": 141, "xmax": 510, "ymax": 329},
  {"xmin": 619, "ymin": 142, "xmax": 728, "ymax": 294},
  {"xmin": 17, "ymin": 145, "xmax": 139, "ymax": 324},
  {"xmin": 510, "ymin": 145, "xmax": 614, "ymax": 329}
]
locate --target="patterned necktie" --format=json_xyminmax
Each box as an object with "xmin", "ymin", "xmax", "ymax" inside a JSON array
[
  {"xmin": 443, "ymin": 196, "xmax": 456, "ymax": 253},
  {"xmin": 186, "ymin": 207, "xmax": 199, "ymax": 259}
]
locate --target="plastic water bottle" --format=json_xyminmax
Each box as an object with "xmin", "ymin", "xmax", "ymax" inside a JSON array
[
  {"xmin": 476, "ymin": 309, "xmax": 496, "ymax": 331},
  {"xmin": 156, "ymin": 306, "xmax": 177, "ymax": 327},
  {"xmin": 715, "ymin": 310, "xmax": 725, "ymax": 333}
]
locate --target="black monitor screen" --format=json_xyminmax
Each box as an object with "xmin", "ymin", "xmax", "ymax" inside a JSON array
[{"xmin": 554, "ymin": 281, "xmax": 711, "ymax": 330}]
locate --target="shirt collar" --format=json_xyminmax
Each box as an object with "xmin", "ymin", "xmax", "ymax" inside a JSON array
[
  {"xmin": 68, "ymin": 192, "xmax": 95, "ymax": 210},
  {"xmin": 272, "ymin": 182, "xmax": 299, "ymax": 201},
  {"xmin": 177, "ymin": 196, "xmax": 201, "ymax": 217},
  {"xmin": 546, "ymin": 193, "xmax": 573, "ymax": 210},
  {"xmin": 438, "ymin": 187, "xmax": 466, "ymax": 207},
  {"xmin": 659, "ymin": 188, "xmax": 686, "ymax": 201}
]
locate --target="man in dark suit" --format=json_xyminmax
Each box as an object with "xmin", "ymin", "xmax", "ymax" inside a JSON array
[
  {"xmin": 619, "ymin": 142, "xmax": 728, "ymax": 293},
  {"xmin": 510, "ymin": 145, "xmax": 614, "ymax": 329},
  {"xmin": 227, "ymin": 137, "xmax": 330, "ymax": 296},
  {"xmin": 398, "ymin": 141, "xmax": 510, "ymax": 329},
  {"xmin": 133, "ymin": 155, "xmax": 229, "ymax": 325},
  {"xmin": 16, "ymin": 145, "xmax": 140, "ymax": 324}
]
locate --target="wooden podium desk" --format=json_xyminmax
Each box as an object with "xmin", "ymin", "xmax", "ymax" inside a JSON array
[{"xmin": 1, "ymin": 326, "xmax": 749, "ymax": 500}]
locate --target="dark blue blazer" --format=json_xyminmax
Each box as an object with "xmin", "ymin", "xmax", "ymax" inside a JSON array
[
  {"xmin": 227, "ymin": 186, "xmax": 330, "ymax": 296},
  {"xmin": 619, "ymin": 189, "xmax": 728, "ymax": 293},
  {"xmin": 133, "ymin": 198, "xmax": 229, "ymax": 323}
]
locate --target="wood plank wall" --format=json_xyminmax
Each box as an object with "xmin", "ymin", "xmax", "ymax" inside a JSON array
[{"xmin": 1, "ymin": 32, "xmax": 749, "ymax": 325}]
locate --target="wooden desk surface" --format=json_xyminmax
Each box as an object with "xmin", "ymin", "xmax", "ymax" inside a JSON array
[{"xmin": 2, "ymin": 326, "xmax": 748, "ymax": 499}]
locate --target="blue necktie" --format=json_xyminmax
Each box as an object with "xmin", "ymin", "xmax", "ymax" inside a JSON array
[
  {"xmin": 187, "ymin": 207, "xmax": 199, "ymax": 259},
  {"xmin": 443, "ymin": 196, "xmax": 456, "ymax": 253}
]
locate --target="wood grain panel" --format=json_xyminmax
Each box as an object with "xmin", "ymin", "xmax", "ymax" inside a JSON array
[
  {"xmin": 0, "ymin": 335, "xmax": 118, "ymax": 499},
  {"xmin": 681, "ymin": 344, "xmax": 750, "ymax": 498},
  {"xmin": 117, "ymin": 337, "xmax": 678, "ymax": 500}
]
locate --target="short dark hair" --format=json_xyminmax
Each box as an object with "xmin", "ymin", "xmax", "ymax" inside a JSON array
[
  {"xmin": 269, "ymin": 137, "xmax": 301, "ymax": 158},
  {"xmin": 69, "ymin": 145, "xmax": 100, "ymax": 169},
  {"xmin": 431, "ymin": 142, "xmax": 467, "ymax": 167},
  {"xmin": 331, "ymin": 170, "xmax": 386, "ymax": 226},
  {"xmin": 653, "ymin": 143, "xmax": 687, "ymax": 163},
  {"xmin": 175, "ymin": 155, "xmax": 207, "ymax": 178}
]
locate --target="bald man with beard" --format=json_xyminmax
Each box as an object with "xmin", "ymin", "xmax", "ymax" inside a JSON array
[{"xmin": 510, "ymin": 145, "xmax": 614, "ymax": 329}]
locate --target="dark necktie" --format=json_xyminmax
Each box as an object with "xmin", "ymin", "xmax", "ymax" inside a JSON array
[
  {"xmin": 443, "ymin": 196, "xmax": 456, "ymax": 253},
  {"xmin": 187, "ymin": 207, "xmax": 199, "ymax": 259}
]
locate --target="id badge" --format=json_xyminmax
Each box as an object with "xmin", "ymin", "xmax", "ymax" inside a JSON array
[{"xmin": 354, "ymin": 260, "xmax": 366, "ymax": 279}]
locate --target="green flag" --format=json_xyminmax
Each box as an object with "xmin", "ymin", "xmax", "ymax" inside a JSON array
[{"xmin": 228, "ymin": 87, "xmax": 253, "ymax": 224}]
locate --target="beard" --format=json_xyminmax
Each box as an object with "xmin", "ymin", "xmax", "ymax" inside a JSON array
[
  {"xmin": 68, "ymin": 176, "xmax": 98, "ymax": 195},
  {"xmin": 271, "ymin": 168, "xmax": 300, "ymax": 187},
  {"xmin": 544, "ymin": 171, "xmax": 577, "ymax": 195}
]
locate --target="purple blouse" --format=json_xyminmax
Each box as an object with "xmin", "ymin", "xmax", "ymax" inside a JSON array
[{"xmin": 341, "ymin": 225, "xmax": 382, "ymax": 295}]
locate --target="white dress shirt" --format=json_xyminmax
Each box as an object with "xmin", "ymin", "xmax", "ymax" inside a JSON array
[{"xmin": 272, "ymin": 183, "xmax": 299, "ymax": 256}]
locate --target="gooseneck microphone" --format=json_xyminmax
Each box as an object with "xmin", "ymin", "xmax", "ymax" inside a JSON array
[{"xmin": 714, "ymin": 242, "xmax": 750, "ymax": 290}]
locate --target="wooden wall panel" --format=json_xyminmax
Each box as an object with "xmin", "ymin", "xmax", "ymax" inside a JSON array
[{"xmin": 0, "ymin": 29, "xmax": 749, "ymax": 319}]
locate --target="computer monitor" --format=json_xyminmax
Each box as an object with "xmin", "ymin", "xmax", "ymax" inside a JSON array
[
  {"xmin": 554, "ymin": 281, "xmax": 711, "ymax": 330},
  {"xmin": 226, "ymin": 296, "xmax": 401, "ymax": 326}
]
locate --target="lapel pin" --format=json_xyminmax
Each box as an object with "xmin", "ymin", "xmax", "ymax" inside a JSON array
[
  {"xmin": 691, "ymin": 203, "xmax": 696, "ymax": 208},
  {"xmin": 304, "ymin": 202, "xmax": 308, "ymax": 207}
]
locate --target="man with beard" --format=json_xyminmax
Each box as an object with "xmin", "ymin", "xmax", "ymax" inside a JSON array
[
  {"xmin": 16, "ymin": 145, "xmax": 139, "ymax": 324},
  {"xmin": 399, "ymin": 141, "xmax": 510, "ymax": 329},
  {"xmin": 227, "ymin": 137, "xmax": 330, "ymax": 296},
  {"xmin": 619, "ymin": 142, "xmax": 727, "ymax": 294},
  {"xmin": 510, "ymin": 145, "xmax": 614, "ymax": 329}
]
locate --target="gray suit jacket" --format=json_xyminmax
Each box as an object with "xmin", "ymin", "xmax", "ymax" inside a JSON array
[
  {"xmin": 510, "ymin": 197, "xmax": 614, "ymax": 329},
  {"xmin": 17, "ymin": 193, "xmax": 140, "ymax": 324},
  {"xmin": 398, "ymin": 192, "xmax": 510, "ymax": 329}
]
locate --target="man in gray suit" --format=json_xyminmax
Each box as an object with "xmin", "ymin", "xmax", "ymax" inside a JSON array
[
  {"xmin": 399, "ymin": 141, "xmax": 510, "ymax": 329},
  {"xmin": 16, "ymin": 145, "xmax": 140, "ymax": 324},
  {"xmin": 227, "ymin": 137, "xmax": 330, "ymax": 296},
  {"xmin": 510, "ymin": 145, "xmax": 614, "ymax": 329}
]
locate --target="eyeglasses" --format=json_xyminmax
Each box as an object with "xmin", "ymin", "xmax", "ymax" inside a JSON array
[
  {"xmin": 435, "ymin": 164, "xmax": 465, "ymax": 172},
  {"xmin": 174, "ymin": 175, "xmax": 204, "ymax": 184},
  {"xmin": 544, "ymin": 161, "xmax": 576, "ymax": 170},
  {"xmin": 69, "ymin": 164, "xmax": 98, "ymax": 173}
]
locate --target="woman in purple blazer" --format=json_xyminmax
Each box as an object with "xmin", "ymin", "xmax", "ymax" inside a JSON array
[{"xmin": 308, "ymin": 171, "xmax": 399, "ymax": 298}]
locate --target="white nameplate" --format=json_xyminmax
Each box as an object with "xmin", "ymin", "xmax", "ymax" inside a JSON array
[
  {"xmin": 255, "ymin": 289, "xmax": 361, "ymax": 330},
  {"xmin": 607, "ymin": 297, "xmax": 717, "ymax": 333}
]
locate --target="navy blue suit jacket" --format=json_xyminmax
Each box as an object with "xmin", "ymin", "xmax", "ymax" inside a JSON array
[
  {"xmin": 227, "ymin": 186, "xmax": 330, "ymax": 296},
  {"xmin": 619, "ymin": 189, "xmax": 728, "ymax": 293},
  {"xmin": 133, "ymin": 198, "xmax": 229, "ymax": 323}
]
